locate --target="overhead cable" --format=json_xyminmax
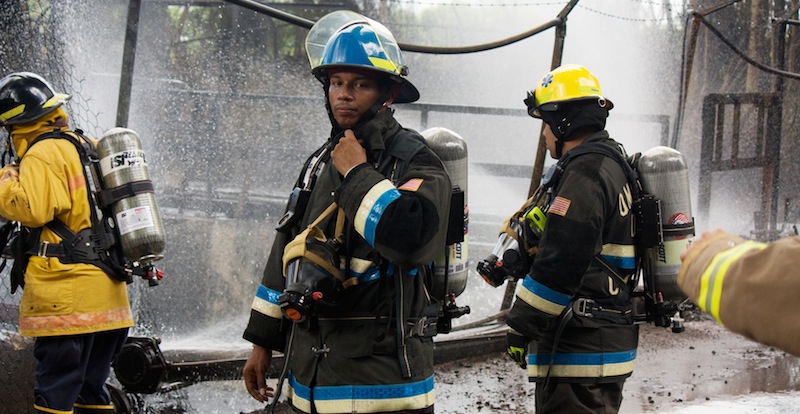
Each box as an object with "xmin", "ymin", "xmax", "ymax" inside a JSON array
[
  {"xmin": 223, "ymin": 0, "xmax": 575, "ymax": 54},
  {"xmin": 694, "ymin": 12, "xmax": 800, "ymax": 80}
]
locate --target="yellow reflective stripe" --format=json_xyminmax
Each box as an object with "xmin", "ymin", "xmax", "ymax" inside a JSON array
[
  {"xmin": 288, "ymin": 384, "xmax": 312, "ymax": 413},
  {"xmin": 527, "ymin": 359, "xmax": 636, "ymax": 378},
  {"xmin": 368, "ymin": 56, "xmax": 398, "ymax": 73},
  {"xmin": 74, "ymin": 403, "xmax": 114, "ymax": 410},
  {"xmin": 353, "ymin": 179, "xmax": 396, "ymax": 235},
  {"xmin": 348, "ymin": 256, "xmax": 374, "ymax": 273},
  {"xmin": 698, "ymin": 241, "xmax": 766, "ymax": 323},
  {"xmin": 515, "ymin": 286, "xmax": 565, "ymax": 316},
  {"xmin": 600, "ymin": 243, "xmax": 635, "ymax": 257},
  {"xmin": 33, "ymin": 405, "xmax": 71, "ymax": 414},
  {"xmin": 0, "ymin": 104, "xmax": 24, "ymax": 122},
  {"xmin": 42, "ymin": 93, "xmax": 69, "ymax": 108},
  {"xmin": 19, "ymin": 307, "xmax": 132, "ymax": 335},
  {"xmin": 314, "ymin": 392, "xmax": 435, "ymax": 414},
  {"xmin": 251, "ymin": 295, "xmax": 283, "ymax": 319}
]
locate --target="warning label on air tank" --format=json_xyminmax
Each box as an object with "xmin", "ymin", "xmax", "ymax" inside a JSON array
[
  {"xmin": 100, "ymin": 150, "xmax": 147, "ymax": 176},
  {"xmin": 116, "ymin": 205, "xmax": 155, "ymax": 235}
]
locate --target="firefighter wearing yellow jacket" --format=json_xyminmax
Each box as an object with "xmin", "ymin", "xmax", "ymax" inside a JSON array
[
  {"xmin": 0, "ymin": 72, "xmax": 132, "ymax": 414},
  {"xmin": 679, "ymin": 229, "xmax": 800, "ymax": 356},
  {"xmin": 242, "ymin": 12, "xmax": 450, "ymax": 414}
]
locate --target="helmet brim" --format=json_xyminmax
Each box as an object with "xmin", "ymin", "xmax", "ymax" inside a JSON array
[
  {"xmin": 395, "ymin": 81, "xmax": 419, "ymax": 104},
  {"xmin": 313, "ymin": 65, "xmax": 419, "ymax": 104},
  {"xmin": 1, "ymin": 93, "xmax": 71, "ymax": 126}
]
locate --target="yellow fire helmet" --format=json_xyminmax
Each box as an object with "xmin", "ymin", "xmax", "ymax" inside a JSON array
[
  {"xmin": 305, "ymin": 10, "xmax": 419, "ymax": 103},
  {"xmin": 524, "ymin": 64, "xmax": 613, "ymax": 118}
]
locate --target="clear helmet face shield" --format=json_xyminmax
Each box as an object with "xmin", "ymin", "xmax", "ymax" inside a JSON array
[
  {"xmin": 306, "ymin": 11, "xmax": 405, "ymax": 74},
  {"xmin": 306, "ymin": 10, "xmax": 367, "ymax": 70}
]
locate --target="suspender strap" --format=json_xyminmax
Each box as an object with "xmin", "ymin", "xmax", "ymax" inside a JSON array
[{"xmin": 591, "ymin": 254, "xmax": 633, "ymax": 295}]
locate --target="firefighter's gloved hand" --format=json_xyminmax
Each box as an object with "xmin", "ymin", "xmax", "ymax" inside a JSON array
[{"xmin": 506, "ymin": 328, "xmax": 530, "ymax": 369}]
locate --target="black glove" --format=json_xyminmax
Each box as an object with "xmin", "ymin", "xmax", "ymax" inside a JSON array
[{"xmin": 506, "ymin": 328, "xmax": 531, "ymax": 369}]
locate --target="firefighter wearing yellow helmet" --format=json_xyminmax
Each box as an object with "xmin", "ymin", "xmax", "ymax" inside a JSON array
[
  {"xmin": 525, "ymin": 63, "xmax": 614, "ymax": 158},
  {"xmin": 505, "ymin": 64, "xmax": 639, "ymax": 414},
  {"xmin": 243, "ymin": 11, "xmax": 452, "ymax": 414}
]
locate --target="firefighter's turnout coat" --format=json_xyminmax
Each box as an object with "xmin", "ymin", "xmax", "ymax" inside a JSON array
[
  {"xmin": 507, "ymin": 132, "xmax": 639, "ymax": 383},
  {"xmin": 243, "ymin": 111, "xmax": 451, "ymax": 414},
  {"xmin": 679, "ymin": 232, "xmax": 800, "ymax": 356},
  {"xmin": 0, "ymin": 108, "xmax": 133, "ymax": 337}
]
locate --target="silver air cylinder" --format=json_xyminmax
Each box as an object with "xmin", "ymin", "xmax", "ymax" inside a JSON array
[
  {"xmin": 638, "ymin": 146, "xmax": 694, "ymax": 303},
  {"xmin": 98, "ymin": 128, "xmax": 165, "ymax": 263},
  {"xmin": 421, "ymin": 127, "xmax": 468, "ymax": 298}
]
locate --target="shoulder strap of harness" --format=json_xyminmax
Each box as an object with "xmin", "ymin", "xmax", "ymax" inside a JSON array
[
  {"xmin": 547, "ymin": 141, "xmax": 644, "ymax": 295},
  {"xmin": 22, "ymin": 129, "xmax": 132, "ymax": 282},
  {"xmin": 548, "ymin": 140, "xmax": 642, "ymax": 199},
  {"xmin": 275, "ymin": 143, "xmax": 331, "ymax": 233}
]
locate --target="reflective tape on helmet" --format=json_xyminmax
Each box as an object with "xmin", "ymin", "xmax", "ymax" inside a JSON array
[{"xmin": 0, "ymin": 104, "xmax": 23, "ymax": 123}]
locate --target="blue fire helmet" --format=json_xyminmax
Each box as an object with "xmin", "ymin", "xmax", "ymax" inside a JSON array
[
  {"xmin": 306, "ymin": 11, "xmax": 419, "ymax": 103},
  {"xmin": 0, "ymin": 72, "xmax": 70, "ymax": 126}
]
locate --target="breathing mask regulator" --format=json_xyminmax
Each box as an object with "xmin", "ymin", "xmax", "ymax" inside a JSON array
[
  {"xmin": 279, "ymin": 202, "xmax": 347, "ymax": 323},
  {"xmin": 478, "ymin": 193, "xmax": 547, "ymax": 287}
]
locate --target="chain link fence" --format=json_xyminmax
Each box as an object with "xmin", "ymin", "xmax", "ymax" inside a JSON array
[{"xmin": 0, "ymin": 0, "xmax": 360, "ymax": 411}]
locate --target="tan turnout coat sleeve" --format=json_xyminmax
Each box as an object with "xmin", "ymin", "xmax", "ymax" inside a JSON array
[{"xmin": 678, "ymin": 232, "xmax": 800, "ymax": 356}]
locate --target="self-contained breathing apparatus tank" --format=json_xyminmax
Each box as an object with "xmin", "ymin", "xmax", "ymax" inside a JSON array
[
  {"xmin": 97, "ymin": 127, "xmax": 166, "ymax": 285},
  {"xmin": 421, "ymin": 127, "xmax": 469, "ymax": 298},
  {"xmin": 636, "ymin": 146, "xmax": 695, "ymax": 332},
  {"xmin": 421, "ymin": 127, "xmax": 471, "ymax": 332}
]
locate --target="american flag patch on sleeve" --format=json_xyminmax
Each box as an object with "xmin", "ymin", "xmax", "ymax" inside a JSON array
[
  {"xmin": 398, "ymin": 178, "xmax": 423, "ymax": 192},
  {"xmin": 548, "ymin": 196, "xmax": 571, "ymax": 216}
]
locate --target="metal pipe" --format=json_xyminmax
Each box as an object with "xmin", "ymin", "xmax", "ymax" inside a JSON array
[
  {"xmin": 502, "ymin": 0, "xmax": 578, "ymax": 312},
  {"xmin": 115, "ymin": 0, "xmax": 141, "ymax": 128},
  {"xmin": 224, "ymin": 0, "xmax": 567, "ymax": 56},
  {"xmin": 528, "ymin": 0, "xmax": 579, "ymax": 198},
  {"xmin": 400, "ymin": 18, "xmax": 562, "ymax": 55},
  {"xmin": 222, "ymin": 0, "xmax": 315, "ymax": 28}
]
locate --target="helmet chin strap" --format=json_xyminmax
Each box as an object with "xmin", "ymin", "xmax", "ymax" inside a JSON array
[{"xmin": 555, "ymin": 140, "xmax": 565, "ymax": 159}]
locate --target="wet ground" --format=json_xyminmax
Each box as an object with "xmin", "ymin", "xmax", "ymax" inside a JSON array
[
  {"xmin": 432, "ymin": 317, "xmax": 800, "ymax": 414},
  {"xmin": 217, "ymin": 316, "xmax": 800, "ymax": 414},
  {"xmin": 6, "ymin": 315, "xmax": 796, "ymax": 414}
]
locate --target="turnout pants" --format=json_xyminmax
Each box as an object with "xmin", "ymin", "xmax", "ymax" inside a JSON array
[
  {"xmin": 33, "ymin": 328, "xmax": 128, "ymax": 414},
  {"xmin": 535, "ymin": 381, "xmax": 624, "ymax": 414}
]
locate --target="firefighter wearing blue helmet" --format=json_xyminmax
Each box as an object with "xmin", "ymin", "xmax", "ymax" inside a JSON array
[{"xmin": 243, "ymin": 11, "xmax": 451, "ymax": 414}]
